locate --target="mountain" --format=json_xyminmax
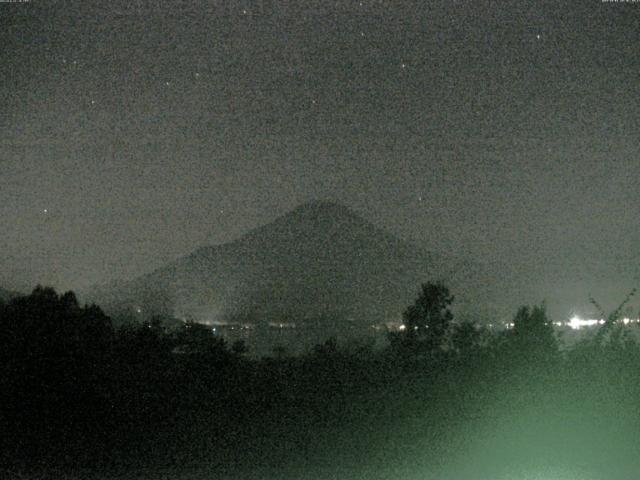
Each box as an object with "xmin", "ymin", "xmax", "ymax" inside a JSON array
[{"xmin": 83, "ymin": 201, "xmax": 502, "ymax": 335}]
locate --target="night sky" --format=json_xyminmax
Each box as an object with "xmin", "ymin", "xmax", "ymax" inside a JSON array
[{"xmin": 1, "ymin": 1, "xmax": 639, "ymax": 313}]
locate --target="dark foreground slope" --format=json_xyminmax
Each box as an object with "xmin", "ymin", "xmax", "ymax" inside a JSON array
[{"xmin": 5, "ymin": 287, "xmax": 640, "ymax": 480}]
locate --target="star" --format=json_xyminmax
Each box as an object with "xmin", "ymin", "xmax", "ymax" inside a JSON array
[{"xmin": 43, "ymin": 209, "xmax": 48, "ymax": 214}]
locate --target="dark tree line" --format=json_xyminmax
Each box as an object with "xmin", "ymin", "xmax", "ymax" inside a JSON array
[{"xmin": 1, "ymin": 283, "xmax": 640, "ymax": 478}]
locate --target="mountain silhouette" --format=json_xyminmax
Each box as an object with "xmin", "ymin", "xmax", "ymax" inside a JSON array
[{"xmin": 83, "ymin": 201, "xmax": 500, "ymax": 334}]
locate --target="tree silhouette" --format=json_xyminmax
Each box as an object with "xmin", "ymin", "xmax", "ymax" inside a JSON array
[
  {"xmin": 231, "ymin": 339, "xmax": 248, "ymax": 357},
  {"xmin": 507, "ymin": 304, "xmax": 559, "ymax": 365},
  {"xmin": 401, "ymin": 281, "xmax": 454, "ymax": 353},
  {"xmin": 0, "ymin": 286, "xmax": 115, "ymax": 463},
  {"xmin": 591, "ymin": 288, "xmax": 637, "ymax": 345},
  {"xmin": 451, "ymin": 320, "xmax": 486, "ymax": 356}
]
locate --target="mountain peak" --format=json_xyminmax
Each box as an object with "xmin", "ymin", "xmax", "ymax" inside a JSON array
[
  {"xmin": 263, "ymin": 200, "xmax": 373, "ymax": 240},
  {"xmin": 289, "ymin": 200, "xmax": 357, "ymax": 218}
]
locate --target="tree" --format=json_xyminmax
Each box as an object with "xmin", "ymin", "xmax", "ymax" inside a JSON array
[
  {"xmin": 402, "ymin": 281, "xmax": 454, "ymax": 352},
  {"xmin": 1, "ymin": 286, "xmax": 112, "ymax": 360},
  {"xmin": 0, "ymin": 286, "xmax": 115, "ymax": 460},
  {"xmin": 509, "ymin": 304, "xmax": 558, "ymax": 364},
  {"xmin": 231, "ymin": 339, "xmax": 248, "ymax": 357},
  {"xmin": 590, "ymin": 288, "xmax": 636, "ymax": 345},
  {"xmin": 451, "ymin": 320, "xmax": 486, "ymax": 356}
]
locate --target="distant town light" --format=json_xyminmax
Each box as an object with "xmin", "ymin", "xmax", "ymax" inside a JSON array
[{"xmin": 569, "ymin": 316, "xmax": 601, "ymax": 330}]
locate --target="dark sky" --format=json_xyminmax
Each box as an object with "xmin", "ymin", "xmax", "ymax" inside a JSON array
[{"xmin": 1, "ymin": 1, "xmax": 639, "ymax": 313}]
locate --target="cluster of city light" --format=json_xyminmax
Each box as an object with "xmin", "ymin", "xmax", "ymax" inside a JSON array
[
  {"xmin": 566, "ymin": 316, "xmax": 638, "ymax": 330},
  {"xmin": 567, "ymin": 316, "xmax": 603, "ymax": 330},
  {"xmin": 499, "ymin": 316, "xmax": 640, "ymax": 330},
  {"xmin": 180, "ymin": 317, "xmax": 640, "ymax": 334}
]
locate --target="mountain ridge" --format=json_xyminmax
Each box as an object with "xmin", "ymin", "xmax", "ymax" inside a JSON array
[{"xmin": 82, "ymin": 201, "xmax": 501, "ymax": 330}]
